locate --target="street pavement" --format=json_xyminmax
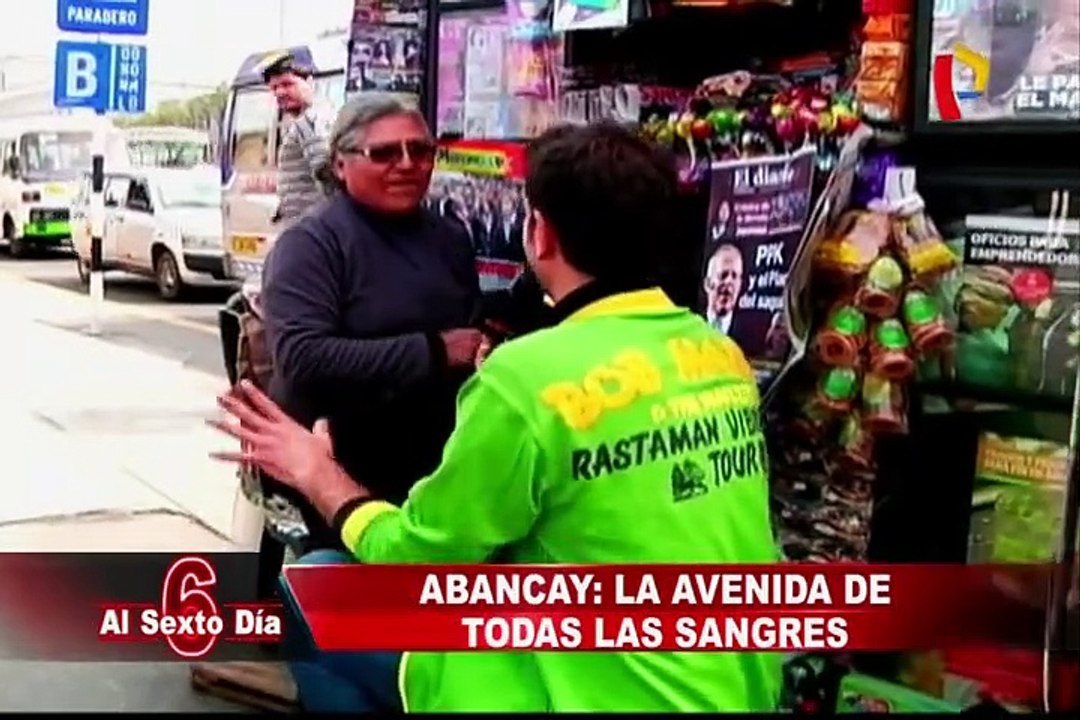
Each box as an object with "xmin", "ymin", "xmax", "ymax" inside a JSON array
[
  {"xmin": 0, "ymin": 251, "xmax": 227, "ymax": 378},
  {"xmin": 0, "ymin": 249, "xmax": 258, "ymax": 712}
]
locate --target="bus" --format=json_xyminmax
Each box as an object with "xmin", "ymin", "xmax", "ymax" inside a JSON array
[
  {"xmin": 0, "ymin": 114, "xmax": 130, "ymax": 258},
  {"xmin": 219, "ymin": 35, "xmax": 348, "ymax": 282},
  {"xmin": 125, "ymin": 126, "xmax": 213, "ymax": 169}
]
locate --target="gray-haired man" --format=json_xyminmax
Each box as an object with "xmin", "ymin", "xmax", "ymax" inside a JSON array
[{"xmin": 258, "ymin": 93, "xmax": 484, "ymax": 551}]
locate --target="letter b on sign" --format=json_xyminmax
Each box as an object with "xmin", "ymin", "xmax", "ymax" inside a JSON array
[
  {"xmin": 54, "ymin": 40, "xmax": 109, "ymax": 112},
  {"xmin": 66, "ymin": 51, "xmax": 98, "ymax": 98}
]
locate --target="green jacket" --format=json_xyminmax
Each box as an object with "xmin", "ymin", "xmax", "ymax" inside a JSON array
[{"xmin": 340, "ymin": 287, "xmax": 781, "ymax": 712}]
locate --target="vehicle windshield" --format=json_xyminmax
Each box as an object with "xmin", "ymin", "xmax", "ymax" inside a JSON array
[
  {"xmin": 19, "ymin": 131, "xmax": 94, "ymax": 180},
  {"xmin": 315, "ymin": 73, "xmax": 346, "ymax": 112},
  {"xmin": 129, "ymin": 140, "xmax": 209, "ymax": 168},
  {"xmin": 157, "ymin": 174, "xmax": 222, "ymax": 208}
]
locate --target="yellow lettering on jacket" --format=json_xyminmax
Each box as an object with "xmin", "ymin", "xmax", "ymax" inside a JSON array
[
  {"xmin": 541, "ymin": 349, "xmax": 663, "ymax": 430},
  {"xmin": 650, "ymin": 384, "xmax": 759, "ymax": 423},
  {"xmin": 667, "ymin": 337, "xmax": 754, "ymax": 384}
]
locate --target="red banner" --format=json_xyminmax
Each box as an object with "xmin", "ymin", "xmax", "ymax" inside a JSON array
[
  {"xmin": 0, "ymin": 555, "xmax": 1073, "ymax": 666},
  {"xmin": 282, "ymin": 564, "xmax": 1077, "ymax": 653}
]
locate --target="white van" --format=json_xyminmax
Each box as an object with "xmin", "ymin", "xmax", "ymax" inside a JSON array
[
  {"xmin": 71, "ymin": 166, "xmax": 237, "ymax": 300},
  {"xmin": 0, "ymin": 114, "xmax": 130, "ymax": 257},
  {"xmin": 218, "ymin": 36, "xmax": 347, "ymax": 282},
  {"xmin": 125, "ymin": 126, "xmax": 213, "ymax": 169}
]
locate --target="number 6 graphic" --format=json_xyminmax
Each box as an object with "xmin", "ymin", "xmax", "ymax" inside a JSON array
[{"xmin": 161, "ymin": 556, "xmax": 220, "ymax": 658}]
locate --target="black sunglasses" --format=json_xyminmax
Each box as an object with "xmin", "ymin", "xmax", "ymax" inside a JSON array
[{"xmin": 342, "ymin": 139, "xmax": 437, "ymax": 165}]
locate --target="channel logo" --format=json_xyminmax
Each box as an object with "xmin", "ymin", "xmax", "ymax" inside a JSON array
[
  {"xmin": 932, "ymin": 43, "xmax": 990, "ymax": 121},
  {"xmin": 98, "ymin": 556, "xmax": 283, "ymax": 659}
]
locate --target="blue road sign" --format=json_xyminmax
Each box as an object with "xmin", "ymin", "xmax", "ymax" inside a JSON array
[
  {"xmin": 57, "ymin": 0, "xmax": 149, "ymax": 36},
  {"xmin": 54, "ymin": 40, "xmax": 148, "ymax": 114}
]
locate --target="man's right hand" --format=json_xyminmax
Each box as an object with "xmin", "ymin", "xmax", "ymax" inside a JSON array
[
  {"xmin": 440, "ymin": 328, "xmax": 485, "ymax": 369},
  {"xmin": 475, "ymin": 336, "xmax": 493, "ymax": 370}
]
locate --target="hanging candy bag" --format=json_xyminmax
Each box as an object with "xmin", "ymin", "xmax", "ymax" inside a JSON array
[{"xmin": 815, "ymin": 303, "xmax": 868, "ymax": 367}]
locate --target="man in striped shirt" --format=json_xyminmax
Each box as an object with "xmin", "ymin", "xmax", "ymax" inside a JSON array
[{"xmin": 262, "ymin": 52, "xmax": 336, "ymax": 226}]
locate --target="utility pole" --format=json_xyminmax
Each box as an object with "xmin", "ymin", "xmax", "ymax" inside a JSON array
[
  {"xmin": 278, "ymin": 0, "xmax": 287, "ymax": 45},
  {"xmin": 88, "ymin": 33, "xmax": 106, "ymax": 336}
]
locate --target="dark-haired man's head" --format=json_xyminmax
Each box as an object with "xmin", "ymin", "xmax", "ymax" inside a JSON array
[
  {"xmin": 262, "ymin": 53, "xmax": 315, "ymax": 115},
  {"xmin": 522, "ymin": 122, "xmax": 677, "ymax": 302}
]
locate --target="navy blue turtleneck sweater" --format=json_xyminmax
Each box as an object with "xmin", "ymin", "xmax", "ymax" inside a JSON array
[{"xmin": 261, "ymin": 192, "xmax": 482, "ymax": 548}]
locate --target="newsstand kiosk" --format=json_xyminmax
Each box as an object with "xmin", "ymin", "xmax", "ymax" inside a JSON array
[
  {"xmin": 352, "ymin": 0, "xmax": 1080, "ymax": 711},
  {"xmin": 210, "ymin": 0, "xmax": 1078, "ymax": 712},
  {"xmin": 779, "ymin": 0, "xmax": 1080, "ymax": 712}
]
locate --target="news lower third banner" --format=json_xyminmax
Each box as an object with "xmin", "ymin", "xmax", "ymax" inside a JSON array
[
  {"xmin": 0, "ymin": 556, "xmax": 1075, "ymax": 660},
  {"xmin": 0, "ymin": 554, "xmax": 281, "ymax": 661}
]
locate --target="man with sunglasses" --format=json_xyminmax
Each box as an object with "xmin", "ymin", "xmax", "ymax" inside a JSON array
[
  {"xmin": 216, "ymin": 122, "xmax": 780, "ymax": 713},
  {"xmin": 257, "ymin": 95, "xmax": 486, "ymax": 553}
]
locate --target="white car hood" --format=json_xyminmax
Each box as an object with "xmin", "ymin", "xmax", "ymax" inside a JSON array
[{"xmin": 160, "ymin": 207, "xmax": 223, "ymax": 239}]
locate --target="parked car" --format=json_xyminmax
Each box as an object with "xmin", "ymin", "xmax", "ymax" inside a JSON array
[{"xmin": 71, "ymin": 167, "xmax": 238, "ymax": 300}]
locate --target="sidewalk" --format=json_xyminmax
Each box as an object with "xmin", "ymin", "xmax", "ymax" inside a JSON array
[
  {"xmin": 0, "ymin": 270, "xmax": 256, "ymax": 712},
  {"xmin": 0, "ymin": 269, "xmax": 251, "ymax": 549}
]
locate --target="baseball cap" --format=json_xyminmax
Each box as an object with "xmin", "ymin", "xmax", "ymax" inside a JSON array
[{"xmin": 260, "ymin": 51, "xmax": 313, "ymax": 82}]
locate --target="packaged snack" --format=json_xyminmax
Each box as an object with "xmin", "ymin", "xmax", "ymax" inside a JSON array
[
  {"xmin": 902, "ymin": 289, "xmax": 954, "ymax": 357},
  {"xmin": 773, "ymin": 496, "xmax": 818, "ymax": 536},
  {"xmin": 811, "ymin": 504, "xmax": 872, "ymax": 548},
  {"xmin": 855, "ymin": 255, "xmax": 905, "ymax": 318},
  {"xmin": 816, "ymin": 366, "xmax": 861, "ymax": 413},
  {"xmin": 773, "ymin": 471, "xmax": 826, "ymax": 504},
  {"xmin": 863, "ymin": 13, "xmax": 911, "ymax": 42},
  {"xmin": 815, "ymin": 210, "xmax": 893, "ymax": 279},
  {"xmin": 791, "ymin": 397, "xmax": 835, "ymax": 440},
  {"xmin": 861, "ymin": 373, "xmax": 908, "ymax": 434},
  {"xmin": 862, "ymin": 0, "xmax": 914, "ymax": 14},
  {"xmin": 868, "ymin": 319, "xmax": 916, "ymax": 380},
  {"xmin": 892, "ymin": 205, "xmax": 957, "ymax": 285},
  {"xmin": 858, "ymin": 41, "xmax": 908, "ymax": 83},
  {"xmin": 856, "ymin": 78, "xmax": 908, "ymax": 124},
  {"xmin": 815, "ymin": 304, "xmax": 868, "ymax": 367},
  {"xmin": 834, "ymin": 413, "xmax": 876, "ymax": 474},
  {"xmin": 823, "ymin": 476, "xmax": 874, "ymax": 509}
]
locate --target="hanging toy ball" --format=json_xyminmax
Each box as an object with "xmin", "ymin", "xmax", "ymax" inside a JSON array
[
  {"xmin": 775, "ymin": 115, "xmax": 803, "ymax": 146},
  {"xmin": 833, "ymin": 104, "xmax": 861, "ymax": 135},
  {"xmin": 796, "ymin": 86, "xmax": 819, "ymax": 109},
  {"xmin": 706, "ymin": 108, "xmax": 725, "ymax": 133},
  {"xmin": 691, "ymin": 117, "xmax": 713, "ymax": 141},
  {"xmin": 654, "ymin": 119, "xmax": 675, "ymax": 146},
  {"xmin": 675, "ymin": 112, "xmax": 695, "ymax": 140},
  {"xmin": 818, "ymin": 110, "xmax": 838, "ymax": 135},
  {"xmin": 771, "ymin": 102, "xmax": 792, "ymax": 120},
  {"xmin": 797, "ymin": 106, "xmax": 820, "ymax": 136},
  {"xmin": 834, "ymin": 90, "xmax": 857, "ymax": 108},
  {"xmin": 707, "ymin": 107, "xmax": 737, "ymax": 136}
]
